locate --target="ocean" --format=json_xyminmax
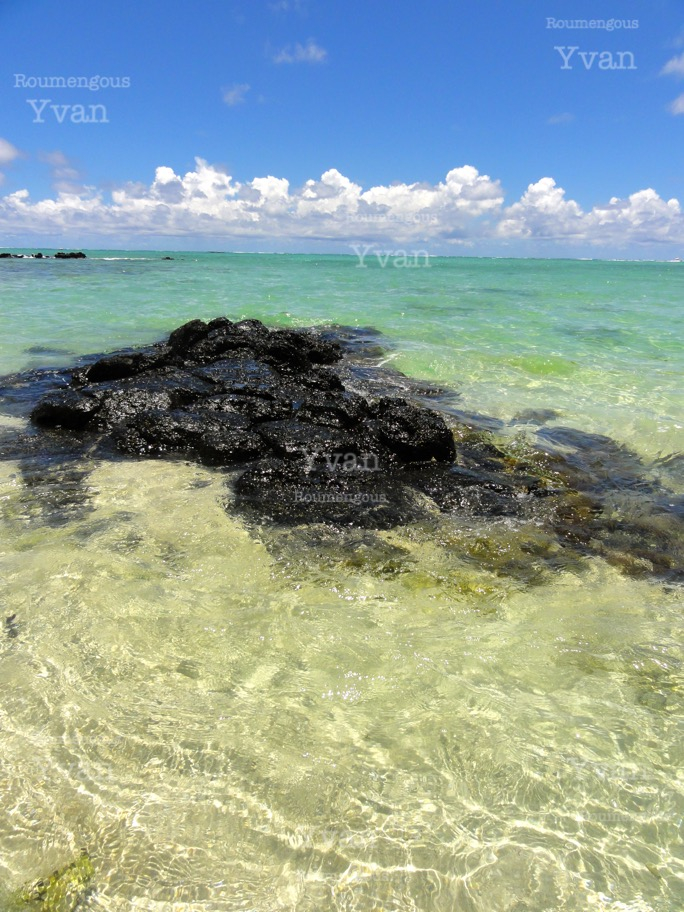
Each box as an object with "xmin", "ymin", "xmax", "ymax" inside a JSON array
[{"xmin": 0, "ymin": 251, "xmax": 682, "ymax": 911}]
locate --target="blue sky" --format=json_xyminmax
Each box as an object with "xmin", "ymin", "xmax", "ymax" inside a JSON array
[{"xmin": 1, "ymin": 0, "xmax": 683, "ymax": 256}]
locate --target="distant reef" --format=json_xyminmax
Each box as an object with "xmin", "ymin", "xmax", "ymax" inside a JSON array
[{"xmin": 0, "ymin": 251, "xmax": 86, "ymax": 259}]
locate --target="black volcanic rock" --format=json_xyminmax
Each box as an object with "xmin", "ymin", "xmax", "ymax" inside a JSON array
[
  {"xmin": 114, "ymin": 408, "xmax": 267, "ymax": 464},
  {"xmin": 26, "ymin": 318, "xmax": 459, "ymax": 529},
  {"xmin": 167, "ymin": 318, "xmax": 210, "ymax": 352},
  {"xmin": 2, "ymin": 314, "xmax": 678, "ymax": 582},
  {"xmin": 31, "ymin": 387, "xmax": 102, "ymax": 429},
  {"xmin": 295, "ymin": 391, "xmax": 370, "ymax": 429},
  {"xmin": 370, "ymin": 397, "xmax": 457, "ymax": 464},
  {"xmin": 73, "ymin": 350, "xmax": 164, "ymax": 384}
]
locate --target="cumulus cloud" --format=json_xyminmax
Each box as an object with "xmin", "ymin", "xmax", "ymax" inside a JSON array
[
  {"xmin": 1, "ymin": 158, "xmax": 683, "ymax": 251},
  {"xmin": 661, "ymin": 52, "xmax": 684, "ymax": 77},
  {"xmin": 0, "ymin": 159, "xmax": 502, "ymax": 241},
  {"xmin": 496, "ymin": 178, "xmax": 585, "ymax": 239},
  {"xmin": 273, "ymin": 39, "xmax": 327, "ymax": 64},
  {"xmin": 222, "ymin": 83, "xmax": 250, "ymax": 106},
  {"xmin": 588, "ymin": 189, "xmax": 682, "ymax": 243},
  {"xmin": 496, "ymin": 177, "xmax": 684, "ymax": 246}
]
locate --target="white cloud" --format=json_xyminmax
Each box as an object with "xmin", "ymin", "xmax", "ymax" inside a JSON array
[
  {"xmin": 659, "ymin": 53, "xmax": 684, "ymax": 116},
  {"xmin": 0, "ymin": 159, "xmax": 502, "ymax": 242},
  {"xmin": 222, "ymin": 83, "xmax": 250, "ymax": 106},
  {"xmin": 0, "ymin": 138, "xmax": 22, "ymax": 187},
  {"xmin": 38, "ymin": 149, "xmax": 83, "ymax": 194},
  {"xmin": 1, "ymin": 158, "xmax": 684, "ymax": 252},
  {"xmin": 547, "ymin": 112, "xmax": 574, "ymax": 125},
  {"xmin": 39, "ymin": 150, "xmax": 73, "ymax": 171},
  {"xmin": 496, "ymin": 178, "xmax": 684, "ymax": 247},
  {"xmin": 367, "ymin": 166, "xmax": 484, "ymax": 225},
  {"xmin": 273, "ymin": 39, "xmax": 327, "ymax": 64},
  {"xmin": 496, "ymin": 178, "xmax": 584, "ymax": 239},
  {"xmin": 661, "ymin": 52, "xmax": 684, "ymax": 77},
  {"xmin": 668, "ymin": 93, "xmax": 684, "ymax": 115},
  {"xmin": 0, "ymin": 138, "xmax": 21, "ymax": 166},
  {"xmin": 588, "ymin": 189, "xmax": 682, "ymax": 243},
  {"xmin": 269, "ymin": 0, "xmax": 305, "ymax": 12},
  {"xmin": 251, "ymin": 175, "xmax": 290, "ymax": 202}
]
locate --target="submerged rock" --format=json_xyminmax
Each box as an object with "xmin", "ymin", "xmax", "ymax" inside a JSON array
[
  {"xmin": 0, "ymin": 316, "xmax": 682, "ymax": 583},
  {"xmin": 5, "ymin": 613, "xmax": 18, "ymax": 638},
  {"xmin": 8, "ymin": 849, "xmax": 94, "ymax": 912}
]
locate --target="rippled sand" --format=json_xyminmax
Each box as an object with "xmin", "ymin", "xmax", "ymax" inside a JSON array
[{"xmin": 1, "ymin": 455, "xmax": 682, "ymax": 911}]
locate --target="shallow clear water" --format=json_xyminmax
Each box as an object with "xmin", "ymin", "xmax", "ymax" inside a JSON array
[{"xmin": 0, "ymin": 253, "xmax": 683, "ymax": 910}]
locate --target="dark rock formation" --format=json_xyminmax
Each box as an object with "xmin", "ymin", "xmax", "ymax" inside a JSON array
[
  {"xmin": 0, "ymin": 251, "xmax": 85, "ymax": 259},
  {"xmin": 4, "ymin": 613, "xmax": 18, "ymax": 639},
  {"xmin": 27, "ymin": 317, "xmax": 467, "ymax": 528},
  {"xmin": 0, "ymin": 316, "xmax": 681, "ymax": 582}
]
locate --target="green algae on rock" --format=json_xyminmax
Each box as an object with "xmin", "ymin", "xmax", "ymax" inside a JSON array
[{"xmin": 8, "ymin": 850, "xmax": 94, "ymax": 912}]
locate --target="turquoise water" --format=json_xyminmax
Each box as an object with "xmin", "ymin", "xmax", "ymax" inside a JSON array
[
  {"xmin": 0, "ymin": 253, "xmax": 683, "ymax": 911},
  {"xmin": 3, "ymin": 253, "xmax": 683, "ymax": 460}
]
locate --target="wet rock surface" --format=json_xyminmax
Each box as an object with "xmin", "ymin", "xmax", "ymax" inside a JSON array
[
  {"xmin": 23, "ymin": 318, "xmax": 462, "ymax": 531},
  {"xmin": 0, "ymin": 316, "xmax": 682, "ymax": 583}
]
